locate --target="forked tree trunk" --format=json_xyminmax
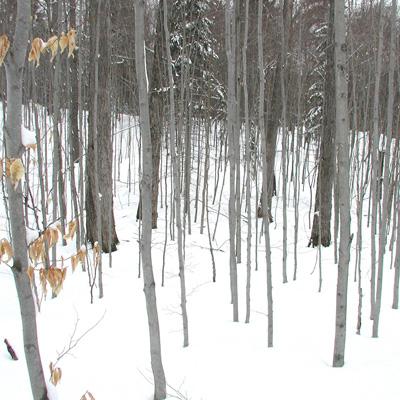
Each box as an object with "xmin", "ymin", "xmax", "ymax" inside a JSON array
[
  {"xmin": 134, "ymin": 1, "xmax": 167, "ymax": 398},
  {"xmin": 4, "ymin": 0, "xmax": 48, "ymax": 397},
  {"xmin": 86, "ymin": 0, "xmax": 119, "ymax": 254}
]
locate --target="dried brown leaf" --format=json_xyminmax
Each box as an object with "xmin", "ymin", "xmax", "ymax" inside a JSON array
[
  {"xmin": 63, "ymin": 219, "xmax": 77, "ymax": 241},
  {"xmin": 44, "ymin": 36, "xmax": 59, "ymax": 62},
  {"xmin": 59, "ymin": 32, "xmax": 68, "ymax": 53},
  {"xmin": 0, "ymin": 239, "xmax": 13, "ymax": 262},
  {"xmin": 26, "ymin": 266, "xmax": 35, "ymax": 284},
  {"xmin": 49, "ymin": 362, "xmax": 62, "ymax": 386},
  {"xmin": 0, "ymin": 34, "xmax": 10, "ymax": 66},
  {"xmin": 67, "ymin": 29, "xmax": 78, "ymax": 58},
  {"xmin": 9, "ymin": 159, "xmax": 24, "ymax": 189},
  {"xmin": 28, "ymin": 37, "xmax": 45, "ymax": 67},
  {"xmin": 39, "ymin": 268, "xmax": 47, "ymax": 297}
]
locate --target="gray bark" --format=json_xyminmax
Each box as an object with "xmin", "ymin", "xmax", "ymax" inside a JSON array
[
  {"xmin": 4, "ymin": 0, "xmax": 48, "ymax": 397},
  {"xmin": 310, "ymin": 0, "xmax": 335, "ymax": 248},
  {"xmin": 373, "ymin": 0, "xmax": 397, "ymax": 338},
  {"xmin": 370, "ymin": 0, "xmax": 385, "ymax": 320},
  {"xmin": 258, "ymin": 0, "xmax": 273, "ymax": 347},
  {"xmin": 163, "ymin": 0, "xmax": 189, "ymax": 348},
  {"xmin": 134, "ymin": 1, "xmax": 167, "ymax": 398},
  {"xmin": 332, "ymin": 0, "xmax": 351, "ymax": 368},
  {"xmin": 243, "ymin": 0, "xmax": 251, "ymax": 324},
  {"xmin": 86, "ymin": 0, "xmax": 119, "ymax": 255},
  {"xmin": 226, "ymin": 0, "xmax": 239, "ymax": 322}
]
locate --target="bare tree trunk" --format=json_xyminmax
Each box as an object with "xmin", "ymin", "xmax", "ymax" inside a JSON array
[
  {"xmin": 86, "ymin": 0, "xmax": 119, "ymax": 255},
  {"xmin": 69, "ymin": 0, "xmax": 80, "ymax": 164},
  {"xmin": 310, "ymin": 0, "xmax": 335, "ymax": 248},
  {"xmin": 243, "ymin": 0, "xmax": 251, "ymax": 324},
  {"xmin": 226, "ymin": 0, "xmax": 239, "ymax": 322},
  {"xmin": 370, "ymin": 0, "xmax": 385, "ymax": 321},
  {"xmin": 136, "ymin": 5, "xmax": 164, "ymax": 229},
  {"xmin": 373, "ymin": 0, "xmax": 397, "ymax": 338},
  {"xmin": 4, "ymin": 0, "xmax": 48, "ymax": 397},
  {"xmin": 332, "ymin": 0, "xmax": 351, "ymax": 367},
  {"xmin": 134, "ymin": 1, "xmax": 167, "ymax": 398},
  {"xmin": 163, "ymin": 0, "xmax": 189, "ymax": 348},
  {"xmin": 258, "ymin": 0, "xmax": 273, "ymax": 347}
]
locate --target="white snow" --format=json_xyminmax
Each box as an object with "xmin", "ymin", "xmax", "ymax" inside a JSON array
[
  {"xmin": 1, "ymin": 111, "xmax": 400, "ymax": 400},
  {"xmin": 21, "ymin": 125, "xmax": 36, "ymax": 148}
]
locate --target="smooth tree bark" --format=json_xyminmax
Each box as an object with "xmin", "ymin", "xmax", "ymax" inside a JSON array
[
  {"xmin": 373, "ymin": 0, "xmax": 397, "ymax": 338},
  {"xmin": 370, "ymin": 0, "xmax": 384, "ymax": 320},
  {"xmin": 86, "ymin": 0, "xmax": 119, "ymax": 254},
  {"xmin": 258, "ymin": 0, "xmax": 273, "ymax": 347},
  {"xmin": 134, "ymin": 0, "xmax": 167, "ymax": 398},
  {"xmin": 243, "ymin": 0, "xmax": 251, "ymax": 324},
  {"xmin": 279, "ymin": 0, "xmax": 288, "ymax": 283},
  {"xmin": 163, "ymin": 0, "xmax": 189, "ymax": 348},
  {"xmin": 3, "ymin": 0, "xmax": 48, "ymax": 397},
  {"xmin": 332, "ymin": 0, "xmax": 351, "ymax": 368},
  {"xmin": 225, "ymin": 0, "xmax": 239, "ymax": 322}
]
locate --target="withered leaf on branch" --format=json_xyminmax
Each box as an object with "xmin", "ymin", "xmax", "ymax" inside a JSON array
[
  {"xmin": 39, "ymin": 268, "xmax": 47, "ymax": 297},
  {"xmin": 9, "ymin": 159, "xmax": 24, "ymax": 189},
  {"xmin": 49, "ymin": 362, "xmax": 62, "ymax": 386},
  {"xmin": 46, "ymin": 267, "xmax": 67, "ymax": 295},
  {"xmin": 59, "ymin": 32, "xmax": 68, "ymax": 54},
  {"xmin": 29, "ymin": 236, "xmax": 45, "ymax": 262},
  {"xmin": 0, "ymin": 34, "xmax": 10, "ymax": 66},
  {"xmin": 28, "ymin": 37, "xmax": 46, "ymax": 67},
  {"xmin": 72, "ymin": 246, "xmax": 87, "ymax": 272},
  {"xmin": 67, "ymin": 29, "xmax": 78, "ymax": 58},
  {"xmin": 64, "ymin": 219, "xmax": 77, "ymax": 241},
  {"xmin": 44, "ymin": 35, "xmax": 59, "ymax": 62},
  {"xmin": 26, "ymin": 265, "xmax": 35, "ymax": 284},
  {"xmin": 0, "ymin": 238, "xmax": 14, "ymax": 263}
]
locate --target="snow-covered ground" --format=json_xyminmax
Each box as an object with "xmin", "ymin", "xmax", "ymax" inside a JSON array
[{"xmin": 1, "ymin": 112, "xmax": 400, "ymax": 399}]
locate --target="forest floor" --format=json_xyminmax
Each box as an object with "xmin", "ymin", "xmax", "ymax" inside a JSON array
[{"xmin": 1, "ymin": 115, "xmax": 400, "ymax": 399}]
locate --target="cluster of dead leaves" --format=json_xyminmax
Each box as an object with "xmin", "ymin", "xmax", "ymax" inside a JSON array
[
  {"xmin": 0, "ymin": 239, "xmax": 13, "ymax": 263},
  {"xmin": 0, "ymin": 158, "xmax": 25, "ymax": 190},
  {"xmin": 28, "ymin": 226, "xmax": 60, "ymax": 262},
  {"xmin": 29, "ymin": 29, "xmax": 78, "ymax": 67},
  {"xmin": 30, "ymin": 266, "xmax": 67, "ymax": 297},
  {"xmin": 0, "ymin": 34, "xmax": 10, "ymax": 66}
]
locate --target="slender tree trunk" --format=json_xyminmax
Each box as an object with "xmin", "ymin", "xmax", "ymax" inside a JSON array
[
  {"xmin": 69, "ymin": 0, "xmax": 80, "ymax": 163},
  {"xmin": 370, "ymin": 0, "xmax": 385, "ymax": 321},
  {"xmin": 332, "ymin": 0, "xmax": 351, "ymax": 367},
  {"xmin": 258, "ymin": 0, "xmax": 273, "ymax": 347},
  {"xmin": 373, "ymin": 0, "xmax": 397, "ymax": 338},
  {"xmin": 163, "ymin": 0, "xmax": 189, "ymax": 348},
  {"xmin": 243, "ymin": 0, "xmax": 251, "ymax": 324},
  {"xmin": 4, "ymin": 0, "xmax": 48, "ymax": 397},
  {"xmin": 134, "ymin": 1, "xmax": 167, "ymax": 398},
  {"xmin": 226, "ymin": 0, "xmax": 239, "ymax": 322}
]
